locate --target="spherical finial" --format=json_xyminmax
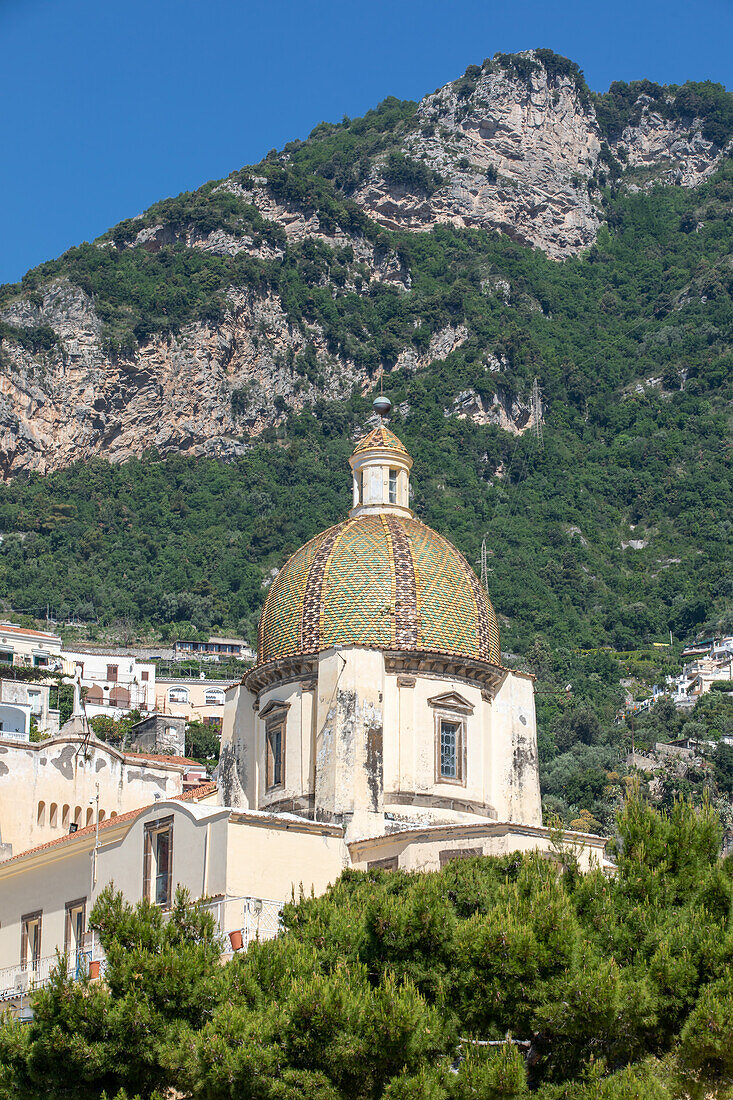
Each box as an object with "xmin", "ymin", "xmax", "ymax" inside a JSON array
[{"xmin": 373, "ymin": 395, "xmax": 392, "ymax": 418}]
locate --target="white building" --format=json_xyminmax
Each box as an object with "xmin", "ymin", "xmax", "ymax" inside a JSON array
[
  {"xmin": 0, "ymin": 680, "xmax": 60, "ymax": 741},
  {"xmin": 219, "ymin": 421, "xmax": 577, "ymax": 855},
  {"xmin": 0, "ymin": 623, "xmax": 63, "ymax": 670},
  {"xmin": 64, "ymin": 651, "xmax": 156, "ymax": 718}
]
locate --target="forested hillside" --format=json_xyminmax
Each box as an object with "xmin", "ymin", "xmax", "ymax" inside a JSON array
[
  {"xmin": 0, "ymin": 51, "xmax": 731, "ymax": 827},
  {"xmin": 1, "ymin": 161, "xmax": 731, "ymax": 650}
]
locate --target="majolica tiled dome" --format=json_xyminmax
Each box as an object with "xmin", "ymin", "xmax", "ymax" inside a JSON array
[
  {"xmin": 352, "ymin": 425, "xmax": 409, "ymax": 456},
  {"xmin": 258, "ymin": 513, "xmax": 501, "ymax": 666}
]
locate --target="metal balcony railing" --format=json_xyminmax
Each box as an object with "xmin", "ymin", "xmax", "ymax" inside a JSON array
[
  {"xmin": 0, "ymin": 896, "xmax": 284, "ymax": 1003},
  {"xmin": 0, "ymin": 949, "xmax": 106, "ymax": 1002}
]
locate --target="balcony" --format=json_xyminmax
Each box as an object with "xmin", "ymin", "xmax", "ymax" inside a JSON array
[{"xmin": 0, "ymin": 896, "xmax": 283, "ymax": 1006}]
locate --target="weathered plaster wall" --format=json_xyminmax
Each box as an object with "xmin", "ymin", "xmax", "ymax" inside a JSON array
[
  {"xmin": 349, "ymin": 822, "xmax": 605, "ymax": 874},
  {"xmin": 220, "ymin": 650, "xmax": 542, "ymax": 836},
  {"xmin": 225, "ymin": 817, "xmax": 346, "ymax": 902},
  {"xmin": 0, "ymin": 735, "xmax": 185, "ymax": 856}
]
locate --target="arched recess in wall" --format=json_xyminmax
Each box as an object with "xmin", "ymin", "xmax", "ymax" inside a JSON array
[
  {"xmin": 37, "ymin": 801, "xmax": 45, "ymax": 826},
  {"xmin": 49, "ymin": 803, "xmax": 58, "ymax": 827}
]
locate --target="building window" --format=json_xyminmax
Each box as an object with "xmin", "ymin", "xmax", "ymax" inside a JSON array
[
  {"xmin": 143, "ymin": 816, "xmax": 174, "ymax": 908},
  {"xmin": 367, "ymin": 856, "xmax": 398, "ymax": 871},
  {"xmin": 439, "ymin": 847, "xmax": 483, "ymax": 868},
  {"xmin": 62, "ymin": 804, "xmax": 70, "ymax": 828},
  {"xmin": 169, "ymin": 687, "xmax": 189, "ymax": 704},
  {"xmin": 21, "ymin": 911, "xmax": 42, "ymax": 971},
  {"xmin": 204, "ymin": 690, "xmax": 224, "ymax": 706},
  {"xmin": 50, "ymin": 803, "xmax": 58, "ymax": 827},
  {"xmin": 203, "ymin": 716, "xmax": 221, "ymax": 727},
  {"xmin": 435, "ymin": 716, "xmax": 465, "ymax": 784},
  {"xmin": 440, "ymin": 720, "xmax": 458, "ymax": 778},
  {"xmin": 64, "ymin": 898, "xmax": 86, "ymax": 961},
  {"xmin": 37, "ymin": 801, "xmax": 45, "ymax": 826},
  {"xmin": 141, "ymin": 671, "xmax": 149, "ymax": 682},
  {"xmin": 85, "ymin": 685, "xmax": 104, "ymax": 705},
  {"xmin": 359, "ymin": 470, "xmax": 364, "ymax": 504},
  {"xmin": 388, "ymin": 468, "xmax": 398, "ymax": 504},
  {"xmin": 28, "ymin": 689, "xmax": 42, "ymax": 716},
  {"xmin": 266, "ymin": 721, "xmax": 285, "ymax": 790}
]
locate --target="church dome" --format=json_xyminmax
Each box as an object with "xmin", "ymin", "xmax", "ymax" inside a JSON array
[
  {"xmin": 258, "ymin": 422, "xmax": 500, "ymax": 667},
  {"xmin": 258, "ymin": 511, "xmax": 500, "ymax": 667}
]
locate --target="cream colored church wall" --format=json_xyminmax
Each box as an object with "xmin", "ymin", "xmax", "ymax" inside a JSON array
[
  {"xmin": 218, "ymin": 684, "xmax": 256, "ymax": 809},
  {"xmin": 349, "ymin": 825, "xmax": 605, "ymax": 875},
  {"xmin": 489, "ymin": 672, "xmax": 542, "ymax": 825},
  {"xmin": 0, "ymin": 735, "xmax": 185, "ymax": 857},
  {"xmin": 256, "ymin": 678, "xmax": 311, "ymax": 811},
  {"xmin": 381, "ymin": 670, "xmax": 495, "ymax": 822},
  {"xmin": 225, "ymin": 818, "xmax": 347, "ymax": 902},
  {"xmin": 314, "ymin": 648, "xmax": 386, "ymax": 838}
]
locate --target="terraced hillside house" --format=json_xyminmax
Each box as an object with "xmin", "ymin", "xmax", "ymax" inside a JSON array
[{"xmin": 0, "ymin": 624, "xmax": 63, "ymax": 671}]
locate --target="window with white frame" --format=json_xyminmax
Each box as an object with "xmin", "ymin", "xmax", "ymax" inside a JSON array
[
  {"xmin": 21, "ymin": 911, "xmax": 42, "ymax": 971},
  {"xmin": 168, "ymin": 686, "xmax": 189, "ymax": 704},
  {"xmin": 388, "ymin": 468, "xmax": 398, "ymax": 504},
  {"xmin": 143, "ymin": 817, "xmax": 173, "ymax": 907}
]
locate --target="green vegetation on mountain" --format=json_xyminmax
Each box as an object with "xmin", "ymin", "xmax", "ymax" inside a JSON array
[
  {"xmin": 1, "ymin": 161, "xmax": 731, "ymax": 649},
  {"xmin": 0, "ymin": 52, "xmax": 732, "ymax": 824},
  {"xmin": 2, "ymin": 798, "xmax": 732, "ymax": 1099}
]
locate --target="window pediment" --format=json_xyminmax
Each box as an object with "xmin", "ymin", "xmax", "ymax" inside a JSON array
[
  {"xmin": 427, "ymin": 691, "xmax": 474, "ymax": 716},
  {"xmin": 259, "ymin": 699, "xmax": 291, "ymax": 720}
]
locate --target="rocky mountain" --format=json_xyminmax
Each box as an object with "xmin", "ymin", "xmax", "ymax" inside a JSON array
[{"xmin": 0, "ymin": 49, "xmax": 731, "ymax": 478}]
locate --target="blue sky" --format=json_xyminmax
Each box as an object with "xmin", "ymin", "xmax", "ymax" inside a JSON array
[{"xmin": 2, "ymin": 0, "xmax": 731, "ymax": 284}]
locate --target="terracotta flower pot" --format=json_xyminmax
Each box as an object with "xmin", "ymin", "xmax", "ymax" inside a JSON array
[
  {"xmin": 88, "ymin": 959, "xmax": 101, "ymax": 980},
  {"xmin": 228, "ymin": 929, "xmax": 244, "ymax": 952}
]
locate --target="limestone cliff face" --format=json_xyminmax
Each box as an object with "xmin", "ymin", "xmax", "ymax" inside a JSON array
[
  {"xmin": 0, "ymin": 51, "xmax": 726, "ymax": 477},
  {"xmin": 0, "ymin": 280, "xmax": 463, "ymax": 476},
  {"xmin": 356, "ymin": 63, "xmax": 603, "ymax": 258}
]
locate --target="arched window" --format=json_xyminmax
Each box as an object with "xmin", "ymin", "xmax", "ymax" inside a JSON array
[
  {"xmin": 86, "ymin": 807, "xmax": 94, "ymax": 827},
  {"xmin": 110, "ymin": 811, "xmax": 117, "ymax": 819},
  {"xmin": 49, "ymin": 803, "xmax": 58, "ymax": 827},
  {"xmin": 62, "ymin": 805, "xmax": 70, "ymax": 828},
  {"xmin": 98, "ymin": 810, "xmax": 106, "ymax": 822},
  {"xmin": 37, "ymin": 801, "xmax": 45, "ymax": 826},
  {"xmin": 110, "ymin": 685, "xmax": 130, "ymax": 707},
  {"xmin": 204, "ymin": 689, "xmax": 224, "ymax": 706},
  {"xmin": 85, "ymin": 685, "xmax": 104, "ymax": 705},
  {"xmin": 73, "ymin": 805, "xmax": 82, "ymax": 825},
  {"xmin": 168, "ymin": 687, "xmax": 189, "ymax": 704}
]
